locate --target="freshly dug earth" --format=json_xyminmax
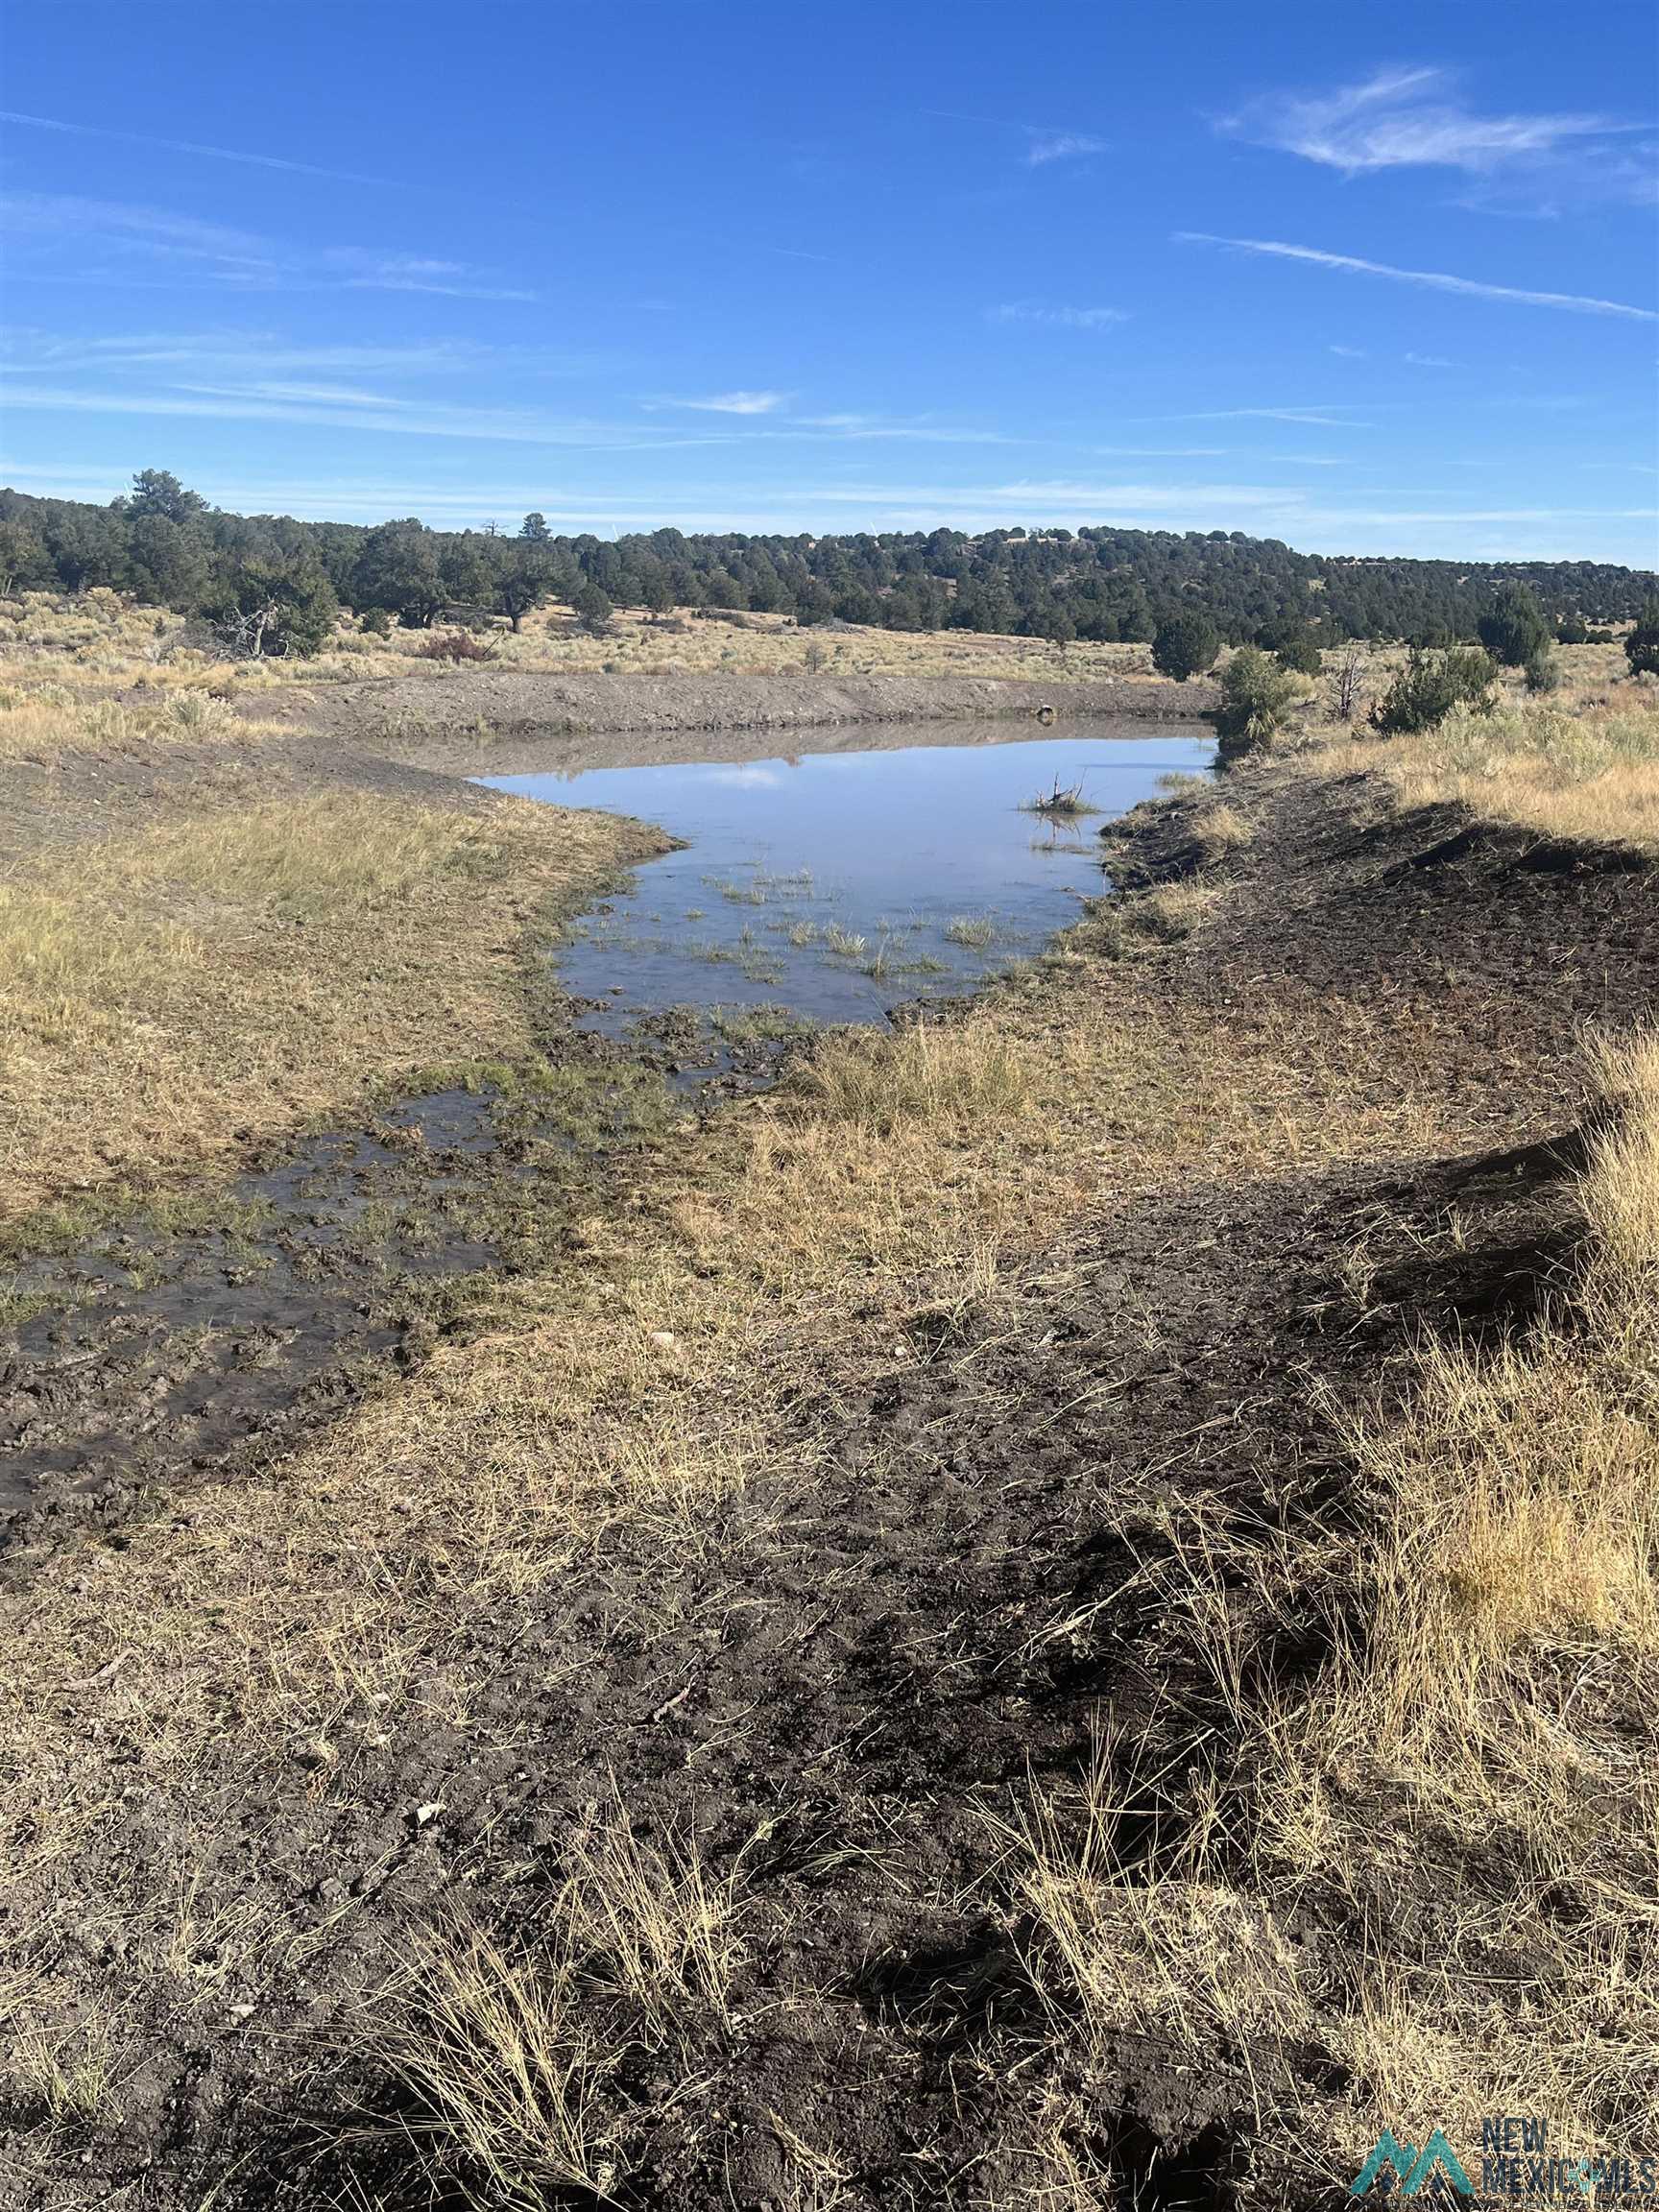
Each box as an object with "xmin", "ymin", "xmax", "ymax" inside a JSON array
[{"xmin": 1, "ymin": 751, "xmax": 1652, "ymax": 2209}]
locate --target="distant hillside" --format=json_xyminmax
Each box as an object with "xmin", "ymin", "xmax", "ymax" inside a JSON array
[{"xmin": 2, "ymin": 476, "xmax": 1652, "ymax": 652}]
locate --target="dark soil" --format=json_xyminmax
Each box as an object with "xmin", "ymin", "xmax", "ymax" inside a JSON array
[
  {"xmin": 2, "ymin": 760, "xmax": 1654, "ymax": 2210},
  {"xmin": 2, "ymin": 1088, "xmax": 531, "ymax": 1558},
  {"xmin": 1, "ymin": 1092, "xmax": 490, "ymax": 1532}
]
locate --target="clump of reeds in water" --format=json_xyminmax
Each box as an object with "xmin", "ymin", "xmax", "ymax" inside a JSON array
[{"xmin": 1022, "ymin": 773, "xmax": 1099, "ymax": 820}]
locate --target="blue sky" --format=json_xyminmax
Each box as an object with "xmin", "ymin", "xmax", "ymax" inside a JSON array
[{"xmin": 2, "ymin": 1, "xmax": 1656, "ymax": 564}]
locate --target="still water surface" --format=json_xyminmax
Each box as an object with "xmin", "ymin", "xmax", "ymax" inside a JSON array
[{"xmin": 480, "ymin": 723, "xmax": 1214, "ymax": 1062}]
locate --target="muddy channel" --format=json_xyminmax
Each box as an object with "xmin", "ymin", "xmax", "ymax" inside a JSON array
[{"xmin": 1, "ymin": 719, "xmax": 1213, "ymax": 1558}]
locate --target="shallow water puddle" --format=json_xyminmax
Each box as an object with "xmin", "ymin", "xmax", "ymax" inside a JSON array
[{"xmin": 482, "ymin": 723, "xmax": 1214, "ymax": 1068}]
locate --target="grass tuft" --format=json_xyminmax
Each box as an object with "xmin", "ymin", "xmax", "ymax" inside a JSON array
[
  {"xmin": 1022, "ymin": 775, "xmax": 1100, "ymax": 820},
  {"xmin": 792, "ymin": 1020, "xmax": 1031, "ymax": 1136},
  {"xmin": 944, "ymin": 914, "xmax": 997, "ymax": 950},
  {"xmin": 373, "ymin": 1921, "xmax": 616, "ymax": 2205},
  {"xmin": 557, "ymin": 1789, "xmax": 745, "ymax": 2038},
  {"xmin": 1193, "ymin": 802, "xmax": 1255, "ymax": 858}
]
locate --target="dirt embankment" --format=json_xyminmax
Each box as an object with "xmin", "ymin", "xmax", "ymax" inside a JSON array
[
  {"xmin": 8, "ymin": 669, "xmax": 1210, "ymax": 864},
  {"xmin": 264, "ymin": 666, "xmax": 1218, "ymax": 770}
]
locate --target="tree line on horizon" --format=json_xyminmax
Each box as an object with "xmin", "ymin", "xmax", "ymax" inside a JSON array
[{"xmin": 0, "ymin": 470, "xmax": 1651, "ymax": 661}]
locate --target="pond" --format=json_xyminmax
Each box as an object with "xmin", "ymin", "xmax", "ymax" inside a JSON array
[{"xmin": 480, "ymin": 722, "xmax": 1214, "ymax": 1070}]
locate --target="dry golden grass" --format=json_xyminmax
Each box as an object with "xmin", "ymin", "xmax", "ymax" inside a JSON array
[
  {"xmin": 554, "ymin": 1787, "xmax": 746, "ymax": 2037},
  {"xmin": 791, "ymin": 1018, "xmax": 1032, "ymax": 1135},
  {"xmin": 0, "ymin": 588, "xmax": 201, "ymax": 690},
  {"xmin": 1351, "ymin": 692, "xmax": 1659, "ymax": 850},
  {"xmin": 1586, "ymin": 1029, "xmax": 1659, "ymax": 1279},
  {"xmin": 1296, "ymin": 1049, "xmax": 1659, "ymax": 2161},
  {"xmin": 1192, "ymin": 800, "xmax": 1256, "ymax": 858},
  {"xmin": 987, "ymin": 1738, "xmax": 1308, "ymax": 2080},
  {"xmin": 975, "ymin": 1030, "xmax": 1659, "ymax": 2185},
  {"xmin": 12, "ymin": 2020, "xmax": 120, "ymax": 2128},
  {"xmin": 1309, "ymin": 644, "xmax": 1659, "ymax": 851},
  {"xmin": 0, "ymin": 589, "xmax": 1166, "ymax": 754},
  {"xmin": 1360, "ymin": 1033, "xmax": 1659, "ymax": 1695},
  {"xmin": 0, "ymin": 674, "xmax": 299, "ymax": 766},
  {"xmin": 0, "ymin": 781, "xmax": 645, "ymax": 1221},
  {"xmin": 1127, "ymin": 876, "xmax": 1226, "ymax": 941},
  {"xmin": 374, "ymin": 1920, "xmax": 616, "ymax": 2204}
]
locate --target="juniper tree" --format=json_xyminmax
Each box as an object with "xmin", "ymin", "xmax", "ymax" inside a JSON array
[{"xmin": 1151, "ymin": 610, "xmax": 1220, "ymax": 682}]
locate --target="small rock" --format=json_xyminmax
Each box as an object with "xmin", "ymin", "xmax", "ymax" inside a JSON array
[
  {"xmin": 413, "ymin": 1800, "xmax": 445, "ymax": 1828},
  {"xmin": 649, "ymin": 1330, "xmax": 678, "ymax": 1352}
]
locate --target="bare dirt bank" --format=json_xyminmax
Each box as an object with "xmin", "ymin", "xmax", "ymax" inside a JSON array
[{"xmin": 263, "ymin": 665, "xmax": 1218, "ymax": 771}]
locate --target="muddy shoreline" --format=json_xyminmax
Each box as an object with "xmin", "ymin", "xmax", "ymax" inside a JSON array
[{"xmin": 0, "ymin": 702, "xmax": 1211, "ymax": 1558}]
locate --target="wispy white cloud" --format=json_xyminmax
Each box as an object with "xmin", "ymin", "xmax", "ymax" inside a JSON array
[
  {"xmin": 0, "ymin": 192, "xmax": 536, "ymax": 300},
  {"xmin": 1152, "ymin": 403, "xmax": 1372, "ymax": 427},
  {"xmin": 0, "ymin": 371, "xmax": 1012, "ymax": 452},
  {"xmin": 1221, "ymin": 66, "xmax": 1657, "ymax": 211},
  {"xmin": 0, "ymin": 383, "xmax": 755, "ymax": 449},
  {"xmin": 989, "ymin": 302, "xmax": 1127, "ymax": 329},
  {"xmin": 0, "ymin": 107, "xmax": 403, "ymax": 187},
  {"xmin": 0, "ymin": 329, "xmax": 493, "ymax": 375},
  {"xmin": 2, "ymin": 193, "xmax": 276, "ymax": 276},
  {"xmin": 638, "ymin": 396, "xmax": 1011, "ymax": 443},
  {"xmin": 175, "ymin": 378, "xmax": 399, "ymax": 406},
  {"xmin": 1405, "ymin": 351, "xmax": 1458, "ymax": 368},
  {"xmin": 1089, "ymin": 445, "xmax": 1229, "ymax": 458},
  {"xmin": 791, "ymin": 413, "xmax": 1012, "ymax": 444},
  {"xmin": 1224, "ymin": 66, "xmax": 1621, "ymax": 175},
  {"xmin": 652, "ymin": 391, "xmax": 787, "ymax": 415},
  {"xmin": 1026, "ymin": 132, "xmax": 1107, "ymax": 165},
  {"xmin": 330, "ymin": 252, "xmax": 534, "ymax": 301},
  {"xmin": 921, "ymin": 108, "xmax": 1105, "ymax": 168},
  {"xmin": 1179, "ymin": 233, "xmax": 1659, "ymax": 322},
  {"xmin": 1329, "ymin": 344, "xmax": 1368, "ymax": 358},
  {"xmin": 1286, "ymin": 505, "xmax": 1656, "ymax": 525},
  {"xmin": 806, "ymin": 479, "xmax": 1316, "ymax": 513}
]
